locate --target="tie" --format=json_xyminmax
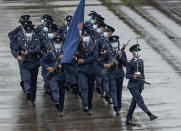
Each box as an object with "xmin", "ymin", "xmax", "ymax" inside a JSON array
[{"xmin": 113, "ymin": 49, "xmax": 117, "ymax": 54}]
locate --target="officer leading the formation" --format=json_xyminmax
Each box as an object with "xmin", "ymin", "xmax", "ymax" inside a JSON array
[
  {"xmin": 9, "ymin": 15, "xmax": 32, "ymax": 91},
  {"xmin": 126, "ymin": 44, "xmax": 158, "ymax": 126},
  {"xmin": 13, "ymin": 24, "xmax": 41, "ymax": 107}
]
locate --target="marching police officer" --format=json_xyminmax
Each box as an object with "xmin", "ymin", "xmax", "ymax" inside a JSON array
[
  {"xmin": 95, "ymin": 22, "xmax": 106, "ymax": 95},
  {"xmin": 9, "ymin": 20, "xmax": 33, "ymax": 91},
  {"xmin": 84, "ymin": 11, "xmax": 98, "ymax": 31},
  {"xmin": 102, "ymin": 35, "xmax": 127, "ymax": 115},
  {"xmin": 8, "ymin": 15, "xmax": 31, "ymax": 43},
  {"xmin": 98, "ymin": 24, "xmax": 115, "ymax": 103},
  {"xmin": 78, "ymin": 27, "xmax": 98, "ymax": 115},
  {"xmin": 126, "ymin": 44, "xmax": 158, "ymax": 125},
  {"xmin": 13, "ymin": 24, "xmax": 41, "ymax": 107},
  {"xmin": 84, "ymin": 11, "xmax": 103, "ymax": 32},
  {"xmin": 35, "ymin": 14, "xmax": 54, "ymax": 35},
  {"xmin": 40, "ymin": 22, "xmax": 58, "ymax": 94},
  {"xmin": 57, "ymin": 15, "xmax": 72, "ymax": 42},
  {"xmin": 40, "ymin": 36, "xmax": 66, "ymax": 117}
]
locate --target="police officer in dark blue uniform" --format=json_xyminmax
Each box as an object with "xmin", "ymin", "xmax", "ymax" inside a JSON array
[
  {"xmin": 78, "ymin": 27, "xmax": 98, "ymax": 115},
  {"xmin": 40, "ymin": 36, "xmax": 66, "ymax": 117},
  {"xmin": 8, "ymin": 15, "xmax": 31, "ymax": 43},
  {"xmin": 35, "ymin": 14, "xmax": 54, "ymax": 35},
  {"xmin": 13, "ymin": 24, "xmax": 41, "ymax": 107},
  {"xmin": 84, "ymin": 11, "xmax": 98, "ymax": 31},
  {"xmin": 103, "ymin": 36, "xmax": 127, "ymax": 115},
  {"xmin": 57, "ymin": 15, "xmax": 72, "ymax": 42},
  {"xmin": 40, "ymin": 22, "xmax": 59, "ymax": 94},
  {"xmin": 9, "ymin": 20, "xmax": 33, "ymax": 91},
  {"xmin": 98, "ymin": 24, "xmax": 115, "ymax": 103},
  {"xmin": 126, "ymin": 44, "xmax": 158, "ymax": 125},
  {"xmin": 95, "ymin": 22, "xmax": 106, "ymax": 95},
  {"xmin": 84, "ymin": 11, "xmax": 103, "ymax": 31}
]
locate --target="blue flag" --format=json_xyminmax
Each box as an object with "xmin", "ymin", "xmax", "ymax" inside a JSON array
[{"xmin": 60, "ymin": 0, "xmax": 85, "ymax": 63}]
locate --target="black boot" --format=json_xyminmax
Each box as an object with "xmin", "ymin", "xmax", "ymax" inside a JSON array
[
  {"xmin": 126, "ymin": 120, "xmax": 136, "ymax": 126},
  {"xmin": 96, "ymin": 85, "xmax": 102, "ymax": 94},
  {"xmin": 20, "ymin": 81, "xmax": 25, "ymax": 92},
  {"xmin": 113, "ymin": 106, "xmax": 120, "ymax": 116},
  {"xmin": 26, "ymin": 92, "xmax": 31, "ymax": 100},
  {"xmin": 45, "ymin": 88, "xmax": 50, "ymax": 95},
  {"xmin": 150, "ymin": 114, "xmax": 158, "ymax": 121},
  {"xmin": 72, "ymin": 85, "xmax": 79, "ymax": 99},
  {"xmin": 55, "ymin": 102, "xmax": 60, "ymax": 109},
  {"xmin": 83, "ymin": 106, "xmax": 88, "ymax": 112},
  {"xmin": 104, "ymin": 95, "xmax": 110, "ymax": 103}
]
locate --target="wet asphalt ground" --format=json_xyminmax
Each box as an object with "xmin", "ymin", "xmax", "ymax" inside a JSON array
[
  {"xmin": 0, "ymin": 0, "xmax": 181, "ymax": 130},
  {"xmin": 150, "ymin": 0, "xmax": 181, "ymax": 25}
]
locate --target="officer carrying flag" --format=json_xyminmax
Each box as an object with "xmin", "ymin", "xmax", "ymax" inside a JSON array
[{"xmin": 60, "ymin": 0, "xmax": 85, "ymax": 64}]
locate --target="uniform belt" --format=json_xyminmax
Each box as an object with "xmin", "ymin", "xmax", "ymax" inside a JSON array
[
  {"xmin": 25, "ymin": 55, "xmax": 39, "ymax": 59},
  {"xmin": 111, "ymin": 65, "xmax": 121, "ymax": 70}
]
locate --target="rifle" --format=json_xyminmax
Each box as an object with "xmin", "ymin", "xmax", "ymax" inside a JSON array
[
  {"xmin": 135, "ymin": 72, "xmax": 151, "ymax": 85},
  {"xmin": 101, "ymin": 40, "xmax": 131, "ymax": 76},
  {"xmin": 46, "ymin": 55, "xmax": 62, "ymax": 80},
  {"xmin": 20, "ymin": 40, "xmax": 32, "ymax": 65},
  {"xmin": 145, "ymin": 81, "xmax": 151, "ymax": 85}
]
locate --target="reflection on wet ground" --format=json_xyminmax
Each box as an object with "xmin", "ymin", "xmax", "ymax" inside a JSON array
[{"xmin": 0, "ymin": 0, "xmax": 181, "ymax": 130}]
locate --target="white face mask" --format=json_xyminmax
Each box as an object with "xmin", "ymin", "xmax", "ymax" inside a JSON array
[
  {"xmin": 112, "ymin": 42, "xmax": 118, "ymax": 49},
  {"xmin": 88, "ymin": 16, "xmax": 92, "ymax": 21},
  {"xmin": 26, "ymin": 33, "xmax": 33, "ymax": 39},
  {"xmin": 48, "ymin": 33, "xmax": 54, "ymax": 39},
  {"xmin": 43, "ymin": 27, "xmax": 48, "ymax": 32},
  {"xmin": 136, "ymin": 51, "xmax": 141, "ymax": 58},
  {"xmin": 104, "ymin": 32, "xmax": 108, "ymax": 38},
  {"xmin": 41, "ymin": 19, "xmax": 45, "ymax": 24},
  {"xmin": 97, "ymin": 28, "xmax": 101, "ymax": 33},
  {"xmin": 90, "ymin": 19, "xmax": 95, "ymax": 24},
  {"xmin": 55, "ymin": 44, "xmax": 62, "ymax": 50},
  {"xmin": 83, "ymin": 36, "xmax": 90, "ymax": 43},
  {"xmin": 93, "ymin": 24, "xmax": 97, "ymax": 30}
]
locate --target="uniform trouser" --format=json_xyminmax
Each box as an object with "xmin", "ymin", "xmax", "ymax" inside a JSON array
[
  {"xmin": 109, "ymin": 75, "xmax": 124, "ymax": 108},
  {"xmin": 18, "ymin": 62, "xmax": 23, "ymax": 81},
  {"xmin": 126, "ymin": 88, "xmax": 151, "ymax": 121},
  {"xmin": 49, "ymin": 73, "xmax": 65, "ymax": 112},
  {"xmin": 65, "ymin": 72, "xmax": 77, "ymax": 86},
  {"xmin": 96, "ymin": 65, "xmax": 103, "ymax": 87},
  {"xmin": 78, "ymin": 72, "xmax": 96, "ymax": 110},
  {"xmin": 42, "ymin": 66, "xmax": 49, "ymax": 89},
  {"xmin": 21, "ymin": 67, "xmax": 39, "ymax": 102},
  {"xmin": 102, "ymin": 75, "xmax": 109, "ymax": 96},
  {"xmin": 18, "ymin": 62, "xmax": 24, "ymax": 91}
]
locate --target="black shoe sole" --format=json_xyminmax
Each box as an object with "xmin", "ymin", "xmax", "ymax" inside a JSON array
[
  {"xmin": 126, "ymin": 122, "xmax": 136, "ymax": 126},
  {"xmin": 150, "ymin": 116, "xmax": 158, "ymax": 121}
]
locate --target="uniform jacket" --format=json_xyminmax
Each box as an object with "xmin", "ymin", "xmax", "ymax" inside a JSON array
[
  {"xmin": 40, "ymin": 49, "xmax": 63, "ymax": 75},
  {"xmin": 78, "ymin": 41, "xmax": 98, "ymax": 75},
  {"xmin": 8, "ymin": 26, "xmax": 22, "ymax": 42},
  {"xmin": 126, "ymin": 58, "xmax": 145, "ymax": 89},
  {"xmin": 101, "ymin": 46, "xmax": 127, "ymax": 78},
  {"xmin": 14, "ymin": 35, "xmax": 41, "ymax": 69}
]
